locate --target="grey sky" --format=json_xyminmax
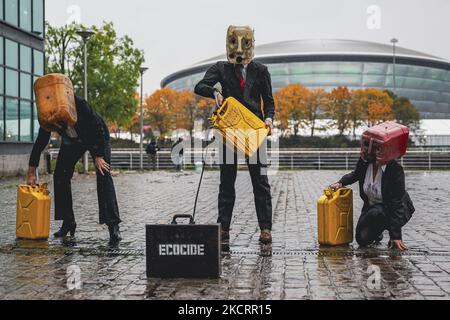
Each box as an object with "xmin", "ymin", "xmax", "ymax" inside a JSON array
[{"xmin": 46, "ymin": 0, "xmax": 450, "ymax": 95}]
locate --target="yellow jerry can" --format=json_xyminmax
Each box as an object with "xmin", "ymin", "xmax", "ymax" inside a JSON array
[
  {"xmin": 210, "ymin": 97, "xmax": 270, "ymax": 158},
  {"xmin": 317, "ymin": 188, "xmax": 353, "ymax": 246},
  {"xmin": 16, "ymin": 184, "xmax": 51, "ymax": 240}
]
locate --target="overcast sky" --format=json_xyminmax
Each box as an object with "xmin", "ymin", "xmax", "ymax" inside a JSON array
[{"xmin": 46, "ymin": 0, "xmax": 450, "ymax": 95}]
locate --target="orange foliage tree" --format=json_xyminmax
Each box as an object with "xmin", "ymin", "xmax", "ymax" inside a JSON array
[
  {"xmin": 196, "ymin": 97, "xmax": 216, "ymax": 131},
  {"xmin": 145, "ymin": 88, "xmax": 180, "ymax": 136},
  {"xmin": 274, "ymin": 84, "xmax": 310, "ymax": 136},
  {"xmin": 353, "ymin": 88, "xmax": 394, "ymax": 127},
  {"xmin": 305, "ymin": 88, "xmax": 328, "ymax": 137},
  {"xmin": 325, "ymin": 87, "xmax": 353, "ymax": 136},
  {"xmin": 144, "ymin": 88, "xmax": 216, "ymax": 137},
  {"xmin": 175, "ymin": 90, "xmax": 198, "ymax": 136}
]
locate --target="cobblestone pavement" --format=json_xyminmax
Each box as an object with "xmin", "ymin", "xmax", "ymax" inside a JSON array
[{"xmin": 0, "ymin": 170, "xmax": 450, "ymax": 300}]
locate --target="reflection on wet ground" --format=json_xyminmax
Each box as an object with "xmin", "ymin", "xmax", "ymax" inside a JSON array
[{"xmin": 1, "ymin": 171, "xmax": 450, "ymax": 300}]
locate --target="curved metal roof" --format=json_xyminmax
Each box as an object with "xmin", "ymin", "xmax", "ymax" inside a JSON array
[
  {"xmin": 161, "ymin": 39, "xmax": 450, "ymax": 87},
  {"xmin": 198, "ymin": 39, "xmax": 446, "ymax": 65}
]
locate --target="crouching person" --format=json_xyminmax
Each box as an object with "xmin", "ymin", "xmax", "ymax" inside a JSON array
[
  {"xmin": 27, "ymin": 74, "xmax": 122, "ymax": 245},
  {"xmin": 330, "ymin": 122, "xmax": 415, "ymax": 251}
]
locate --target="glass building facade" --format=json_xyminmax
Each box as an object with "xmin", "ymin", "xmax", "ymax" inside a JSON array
[
  {"xmin": 162, "ymin": 40, "xmax": 450, "ymax": 119},
  {"xmin": 0, "ymin": 0, "xmax": 45, "ymax": 143}
]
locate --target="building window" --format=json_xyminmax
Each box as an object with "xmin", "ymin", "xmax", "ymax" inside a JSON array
[
  {"xmin": 6, "ymin": 39, "xmax": 19, "ymax": 68},
  {"xmin": 32, "ymin": 0, "xmax": 44, "ymax": 35},
  {"xmin": 6, "ymin": 69, "xmax": 19, "ymax": 96},
  {"xmin": 21, "ymin": 72, "xmax": 32, "ymax": 99},
  {"xmin": 0, "ymin": 0, "xmax": 4, "ymax": 20},
  {"xmin": 0, "ymin": 98, "xmax": 4, "ymax": 141},
  {"xmin": 5, "ymin": 98, "xmax": 19, "ymax": 142},
  {"xmin": 5, "ymin": 0, "xmax": 19, "ymax": 27},
  {"xmin": 0, "ymin": 37, "xmax": 3, "ymax": 64},
  {"xmin": 0, "ymin": 67, "xmax": 3, "ymax": 95},
  {"xmin": 20, "ymin": 100, "xmax": 32, "ymax": 141},
  {"xmin": 20, "ymin": 45, "xmax": 32, "ymax": 72},
  {"xmin": 34, "ymin": 49, "xmax": 44, "ymax": 75},
  {"xmin": 20, "ymin": 0, "xmax": 32, "ymax": 31}
]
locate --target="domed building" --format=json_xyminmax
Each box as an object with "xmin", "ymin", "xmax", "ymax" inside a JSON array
[{"xmin": 161, "ymin": 39, "xmax": 450, "ymax": 119}]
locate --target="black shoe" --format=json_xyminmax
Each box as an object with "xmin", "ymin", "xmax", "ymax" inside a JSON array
[
  {"xmin": 108, "ymin": 224, "xmax": 122, "ymax": 245},
  {"xmin": 54, "ymin": 221, "xmax": 77, "ymax": 238}
]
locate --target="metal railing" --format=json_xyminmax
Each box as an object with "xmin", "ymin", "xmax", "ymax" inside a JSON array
[{"xmin": 48, "ymin": 149, "xmax": 450, "ymax": 171}]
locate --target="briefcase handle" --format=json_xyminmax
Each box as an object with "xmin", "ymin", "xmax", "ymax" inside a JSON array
[{"xmin": 171, "ymin": 215, "xmax": 196, "ymax": 225}]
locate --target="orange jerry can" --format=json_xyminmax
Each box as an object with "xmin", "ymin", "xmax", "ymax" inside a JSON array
[
  {"xmin": 317, "ymin": 188, "xmax": 353, "ymax": 246},
  {"xmin": 16, "ymin": 184, "xmax": 51, "ymax": 240},
  {"xmin": 34, "ymin": 73, "xmax": 77, "ymax": 132},
  {"xmin": 210, "ymin": 97, "xmax": 270, "ymax": 158}
]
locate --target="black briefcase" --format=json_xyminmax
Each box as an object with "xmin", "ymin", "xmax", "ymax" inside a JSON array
[{"xmin": 146, "ymin": 214, "xmax": 221, "ymax": 278}]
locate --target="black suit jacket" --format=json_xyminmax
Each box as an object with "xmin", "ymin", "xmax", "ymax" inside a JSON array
[
  {"xmin": 29, "ymin": 96, "xmax": 109, "ymax": 167},
  {"xmin": 339, "ymin": 158, "xmax": 415, "ymax": 240},
  {"xmin": 194, "ymin": 61, "xmax": 275, "ymax": 120}
]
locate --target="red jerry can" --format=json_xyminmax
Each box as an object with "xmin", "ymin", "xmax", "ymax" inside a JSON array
[{"xmin": 362, "ymin": 121, "xmax": 409, "ymax": 164}]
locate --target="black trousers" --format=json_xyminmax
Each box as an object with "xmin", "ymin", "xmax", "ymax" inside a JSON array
[
  {"xmin": 355, "ymin": 204, "xmax": 388, "ymax": 247},
  {"xmin": 53, "ymin": 137, "xmax": 121, "ymax": 226},
  {"xmin": 218, "ymin": 144, "xmax": 272, "ymax": 232}
]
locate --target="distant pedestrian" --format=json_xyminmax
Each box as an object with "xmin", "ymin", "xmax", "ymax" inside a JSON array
[
  {"xmin": 146, "ymin": 139, "xmax": 159, "ymax": 171},
  {"xmin": 171, "ymin": 138, "xmax": 184, "ymax": 172}
]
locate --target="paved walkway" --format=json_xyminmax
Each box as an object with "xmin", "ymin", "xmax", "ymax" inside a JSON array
[{"xmin": 0, "ymin": 170, "xmax": 449, "ymax": 300}]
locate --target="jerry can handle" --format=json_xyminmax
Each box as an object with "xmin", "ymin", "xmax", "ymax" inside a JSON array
[
  {"xmin": 171, "ymin": 215, "xmax": 195, "ymax": 225},
  {"xmin": 324, "ymin": 187, "xmax": 334, "ymax": 199}
]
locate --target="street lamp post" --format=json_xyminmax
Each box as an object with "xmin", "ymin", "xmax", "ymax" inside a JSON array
[
  {"xmin": 77, "ymin": 30, "xmax": 95, "ymax": 174},
  {"xmin": 139, "ymin": 67, "xmax": 149, "ymax": 170},
  {"xmin": 391, "ymin": 38, "xmax": 399, "ymax": 95}
]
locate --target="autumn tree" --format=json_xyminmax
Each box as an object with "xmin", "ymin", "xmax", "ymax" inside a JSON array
[
  {"xmin": 175, "ymin": 91, "xmax": 198, "ymax": 136},
  {"xmin": 196, "ymin": 97, "xmax": 216, "ymax": 131},
  {"xmin": 384, "ymin": 90, "xmax": 421, "ymax": 130},
  {"xmin": 145, "ymin": 88, "xmax": 182, "ymax": 136},
  {"xmin": 304, "ymin": 89, "xmax": 328, "ymax": 137},
  {"xmin": 45, "ymin": 22, "xmax": 145, "ymax": 127},
  {"xmin": 353, "ymin": 88, "xmax": 394, "ymax": 127},
  {"xmin": 325, "ymin": 87, "xmax": 353, "ymax": 136},
  {"xmin": 274, "ymin": 84, "xmax": 310, "ymax": 136}
]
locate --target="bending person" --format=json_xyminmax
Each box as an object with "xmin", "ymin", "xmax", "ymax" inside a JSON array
[{"xmin": 28, "ymin": 75, "xmax": 122, "ymax": 245}]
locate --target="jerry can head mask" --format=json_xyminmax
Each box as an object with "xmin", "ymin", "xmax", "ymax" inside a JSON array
[
  {"xmin": 226, "ymin": 26, "xmax": 255, "ymax": 65},
  {"xmin": 361, "ymin": 121, "xmax": 409, "ymax": 165},
  {"xmin": 34, "ymin": 73, "xmax": 78, "ymax": 132}
]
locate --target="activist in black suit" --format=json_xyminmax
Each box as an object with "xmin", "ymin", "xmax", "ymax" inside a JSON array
[
  {"xmin": 194, "ymin": 26, "xmax": 276, "ymax": 244},
  {"xmin": 28, "ymin": 95, "xmax": 122, "ymax": 245}
]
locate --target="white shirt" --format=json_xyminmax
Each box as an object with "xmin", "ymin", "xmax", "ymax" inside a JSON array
[{"xmin": 363, "ymin": 164, "xmax": 387, "ymax": 206}]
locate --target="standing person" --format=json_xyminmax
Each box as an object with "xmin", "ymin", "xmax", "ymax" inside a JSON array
[
  {"xmin": 28, "ymin": 82, "xmax": 122, "ymax": 246},
  {"xmin": 329, "ymin": 132, "xmax": 415, "ymax": 251},
  {"xmin": 171, "ymin": 138, "xmax": 184, "ymax": 172},
  {"xmin": 146, "ymin": 139, "xmax": 159, "ymax": 171},
  {"xmin": 194, "ymin": 26, "xmax": 276, "ymax": 244}
]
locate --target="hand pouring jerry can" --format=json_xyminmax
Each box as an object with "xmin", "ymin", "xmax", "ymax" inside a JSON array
[
  {"xmin": 210, "ymin": 97, "xmax": 270, "ymax": 158},
  {"xmin": 16, "ymin": 184, "xmax": 51, "ymax": 240},
  {"xmin": 318, "ymin": 188, "xmax": 353, "ymax": 246}
]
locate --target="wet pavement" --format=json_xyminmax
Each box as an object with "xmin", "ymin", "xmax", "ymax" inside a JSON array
[{"xmin": 0, "ymin": 170, "xmax": 450, "ymax": 300}]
